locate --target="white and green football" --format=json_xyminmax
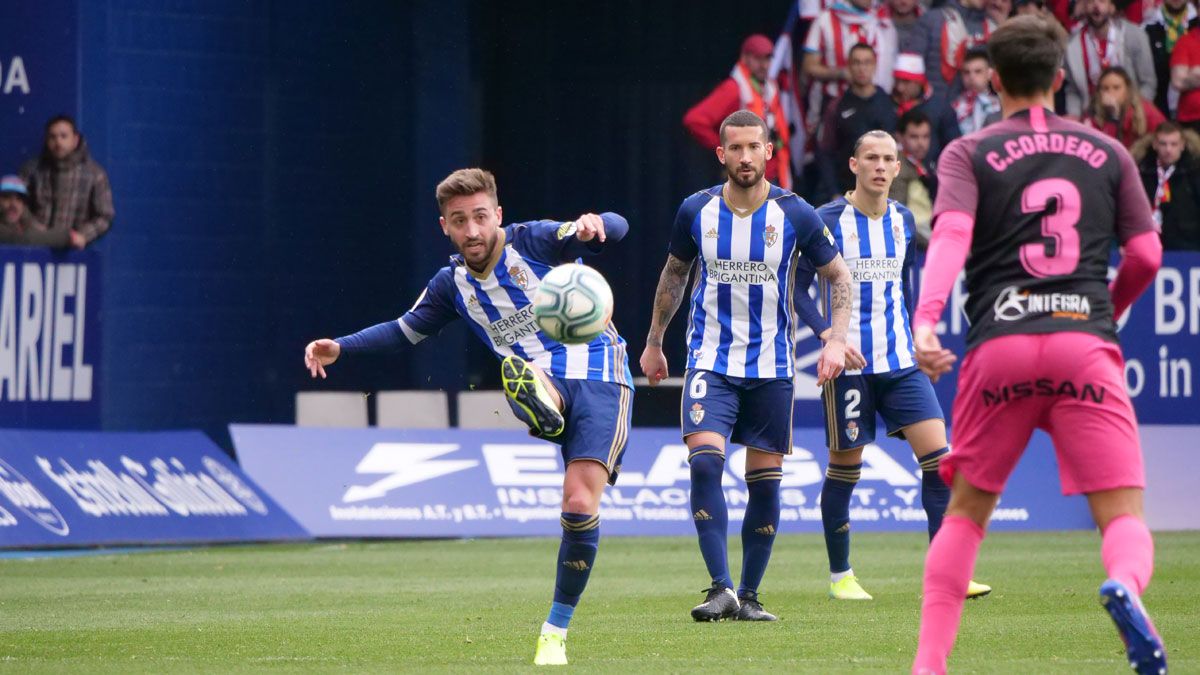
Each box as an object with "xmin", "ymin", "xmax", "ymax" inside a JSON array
[{"xmin": 532, "ymin": 263, "xmax": 614, "ymax": 345}]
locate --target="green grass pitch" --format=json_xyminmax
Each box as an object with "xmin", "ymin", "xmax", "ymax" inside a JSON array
[{"xmin": 0, "ymin": 531, "xmax": 1195, "ymax": 673}]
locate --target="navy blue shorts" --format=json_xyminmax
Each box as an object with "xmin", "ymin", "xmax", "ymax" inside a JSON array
[
  {"xmin": 821, "ymin": 366, "xmax": 943, "ymax": 451},
  {"xmin": 547, "ymin": 377, "xmax": 633, "ymax": 485},
  {"xmin": 680, "ymin": 369, "xmax": 793, "ymax": 455}
]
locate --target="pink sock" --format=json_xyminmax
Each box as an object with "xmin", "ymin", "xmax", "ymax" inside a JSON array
[
  {"xmin": 1101, "ymin": 514, "xmax": 1154, "ymax": 595},
  {"xmin": 912, "ymin": 516, "xmax": 984, "ymax": 675}
]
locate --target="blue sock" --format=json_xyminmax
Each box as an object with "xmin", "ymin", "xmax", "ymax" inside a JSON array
[
  {"xmin": 689, "ymin": 447, "xmax": 733, "ymax": 589},
  {"xmin": 919, "ymin": 447, "xmax": 951, "ymax": 542},
  {"xmin": 547, "ymin": 512, "xmax": 599, "ymax": 629},
  {"xmin": 821, "ymin": 462, "xmax": 861, "ymax": 574},
  {"xmin": 739, "ymin": 467, "xmax": 782, "ymax": 596}
]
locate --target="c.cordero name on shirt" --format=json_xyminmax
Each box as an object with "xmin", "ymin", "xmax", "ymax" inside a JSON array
[
  {"xmin": 707, "ymin": 259, "xmax": 778, "ymax": 285},
  {"xmin": 488, "ymin": 304, "xmax": 540, "ymax": 347}
]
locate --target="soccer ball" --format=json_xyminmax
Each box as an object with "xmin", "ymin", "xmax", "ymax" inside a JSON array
[{"xmin": 532, "ymin": 263, "xmax": 614, "ymax": 344}]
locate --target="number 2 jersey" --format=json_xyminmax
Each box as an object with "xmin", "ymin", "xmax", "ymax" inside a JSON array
[
  {"xmin": 935, "ymin": 107, "xmax": 1157, "ymax": 350},
  {"xmin": 398, "ymin": 217, "xmax": 633, "ymax": 386},
  {"xmin": 669, "ymin": 183, "xmax": 840, "ymax": 379}
]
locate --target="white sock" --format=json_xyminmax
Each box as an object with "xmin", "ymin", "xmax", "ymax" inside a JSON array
[
  {"xmin": 541, "ymin": 622, "xmax": 567, "ymax": 638},
  {"xmin": 831, "ymin": 568, "xmax": 854, "ymax": 584}
]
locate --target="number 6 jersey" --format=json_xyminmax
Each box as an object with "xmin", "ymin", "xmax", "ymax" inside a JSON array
[{"xmin": 934, "ymin": 107, "xmax": 1158, "ymax": 350}]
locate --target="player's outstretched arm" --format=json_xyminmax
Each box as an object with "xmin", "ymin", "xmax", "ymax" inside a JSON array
[
  {"xmin": 304, "ymin": 339, "xmax": 341, "ymax": 379},
  {"xmin": 640, "ymin": 254, "xmax": 692, "ymax": 385},
  {"xmin": 814, "ymin": 255, "xmax": 853, "ymax": 385}
]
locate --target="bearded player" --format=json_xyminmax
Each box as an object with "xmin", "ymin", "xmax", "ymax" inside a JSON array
[
  {"xmin": 304, "ymin": 168, "xmax": 633, "ymax": 666},
  {"xmin": 641, "ymin": 110, "xmax": 856, "ymax": 622},
  {"xmin": 908, "ymin": 17, "xmax": 1167, "ymax": 675}
]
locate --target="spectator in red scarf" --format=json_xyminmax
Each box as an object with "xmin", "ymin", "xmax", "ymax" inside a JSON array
[
  {"xmin": 1132, "ymin": 121, "xmax": 1200, "ymax": 249},
  {"xmin": 684, "ymin": 34, "xmax": 795, "ymax": 189},
  {"xmin": 1144, "ymin": 0, "xmax": 1199, "ymax": 116},
  {"xmin": 1062, "ymin": 0, "xmax": 1156, "ymax": 117},
  {"xmin": 1084, "ymin": 66, "xmax": 1167, "ymax": 148}
]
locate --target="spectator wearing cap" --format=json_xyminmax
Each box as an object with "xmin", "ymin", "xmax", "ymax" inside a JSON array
[
  {"xmin": 816, "ymin": 43, "xmax": 897, "ymax": 200},
  {"xmin": 684, "ymin": 34, "xmax": 795, "ymax": 189},
  {"xmin": 802, "ymin": 0, "xmax": 898, "ymax": 133},
  {"xmin": 19, "ymin": 115, "xmax": 113, "ymax": 249},
  {"xmin": 0, "ymin": 176, "xmax": 71, "ymax": 247},
  {"xmin": 891, "ymin": 52, "xmax": 962, "ymax": 160},
  {"xmin": 1062, "ymin": 0, "xmax": 1156, "ymax": 118},
  {"xmin": 952, "ymin": 48, "xmax": 1002, "ymax": 135},
  {"xmin": 890, "ymin": 109, "xmax": 938, "ymax": 248},
  {"xmin": 1131, "ymin": 121, "xmax": 1200, "ymax": 249}
]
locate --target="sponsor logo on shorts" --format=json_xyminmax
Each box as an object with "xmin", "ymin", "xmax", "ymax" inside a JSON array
[
  {"xmin": 993, "ymin": 286, "xmax": 1092, "ymax": 322},
  {"xmin": 981, "ymin": 379, "xmax": 1108, "ymax": 407},
  {"xmin": 689, "ymin": 403, "xmax": 705, "ymax": 425},
  {"xmin": 555, "ymin": 221, "xmax": 578, "ymax": 240},
  {"xmin": 846, "ymin": 420, "xmax": 859, "ymax": 443},
  {"xmin": 763, "ymin": 224, "xmax": 778, "ymax": 247}
]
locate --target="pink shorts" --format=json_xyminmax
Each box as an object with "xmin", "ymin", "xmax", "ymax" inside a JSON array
[{"xmin": 944, "ymin": 332, "xmax": 1144, "ymax": 496}]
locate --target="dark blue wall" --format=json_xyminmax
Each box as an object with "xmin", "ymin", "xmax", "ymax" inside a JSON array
[
  {"xmin": 79, "ymin": 1, "xmax": 474, "ymax": 444},
  {"xmin": 59, "ymin": 0, "xmax": 790, "ymax": 443}
]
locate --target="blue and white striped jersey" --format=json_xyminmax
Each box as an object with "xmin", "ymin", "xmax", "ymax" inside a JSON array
[
  {"xmin": 397, "ymin": 218, "xmax": 633, "ymax": 386},
  {"xmin": 669, "ymin": 184, "xmax": 839, "ymax": 379},
  {"xmin": 800, "ymin": 197, "xmax": 917, "ymax": 375}
]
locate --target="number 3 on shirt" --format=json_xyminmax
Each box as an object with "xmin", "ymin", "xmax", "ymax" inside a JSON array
[{"xmin": 1019, "ymin": 178, "xmax": 1081, "ymax": 278}]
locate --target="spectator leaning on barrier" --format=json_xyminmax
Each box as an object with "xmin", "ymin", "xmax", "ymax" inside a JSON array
[
  {"xmin": 1144, "ymin": 0, "xmax": 1200, "ymax": 116},
  {"xmin": 0, "ymin": 175, "xmax": 70, "ymax": 247},
  {"xmin": 1132, "ymin": 121, "xmax": 1200, "ymax": 249},
  {"xmin": 1171, "ymin": 22, "xmax": 1200, "ymax": 133},
  {"xmin": 890, "ymin": 109, "xmax": 938, "ymax": 248},
  {"xmin": 1062, "ymin": 0, "xmax": 1157, "ymax": 117},
  {"xmin": 684, "ymin": 35, "xmax": 795, "ymax": 189},
  {"xmin": 817, "ymin": 43, "xmax": 898, "ymax": 200},
  {"xmin": 19, "ymin": 115, "xmax": 113, "ymax": 249},
  {"xmin": 1084, "ymin": 65, "xmax": 1168, "ymax": 147}
]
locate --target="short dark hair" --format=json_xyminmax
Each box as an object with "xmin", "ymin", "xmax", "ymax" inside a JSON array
[
  {"xmin": 897, "ymin": 109, "xmax": 932, "ymax": 135},
  {"xmin": 848, "ymin": 42, "xmax": 876, "ymax": 59},
  {"xmin": 44, "ymin": 114, "xmax": 78, "ymax": 135},
  {"xmin": 852, "ymin": 129, "xmax": 896, "ymax": 157},
  {"xmin": 963, "ymin": 46, "xmax": 991, "ymax": 67},
  {"xmin": 719, "ymin": 110, "xmax": 769, "ymax": 145},
  {"xmin": 1155, "ymin": 120, "xmax": 1184, "ymax": 137},
  {"xmin": 987, "ymin": 15, "xmax": 1067, "ymax": 97},
  {"xmin": 436, "ymin": 168, "xmax": 498, "ymax": 213}
]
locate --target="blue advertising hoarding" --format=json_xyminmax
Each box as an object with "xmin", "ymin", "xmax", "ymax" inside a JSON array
[
  {"xmin": 0, "ymin": 247, "xmax": 101, "ymax": 429},
  {"xmin": 232, "ymin": 425, "xmax": 1095, "ymax": 539},
  {"xmin": 0, "ymin": 430, "xmax": 308, "ymax": 548},
  {"xmin": 794, "ymin": 252, "xmax": 1200, "ymax": 426},
  {"xmin": 0, "ymin": 0, "xmax": 79, "ymax": 175}
]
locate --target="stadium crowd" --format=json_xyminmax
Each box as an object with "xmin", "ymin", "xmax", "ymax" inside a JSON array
[
  {"xmin": 0, "ymin": 115, "xmax": 113, "ymax": 248},
  {"xmin": 685, "ymin": 0, "xmax": 1200, "ymax": 250}
]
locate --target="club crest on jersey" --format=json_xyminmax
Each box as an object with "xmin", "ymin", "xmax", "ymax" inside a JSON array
[
  {"xmin": 556, "ymin": 221, "xmax": 578, "ymax": 240},
  {"xmin": 705, "ymin": 227, "xmax": 719, "ymax": 239},
  {"xmin": 689, "ymin": 403, "xmax": 705, "ymax": 425},
  {"xmin": 892, "ymin": 222, "xmax": 905, "ymax": 242},
  {"xmin": 508, "ymin": 266, "xmax": 530, "ymax": 291},
  {"xmin": 763, "ymin": 224, "xmax": 778, "ymax": 247},
  {"xmin": 846, "ymin": 420, "xmax": 859, "ymax": 442}
]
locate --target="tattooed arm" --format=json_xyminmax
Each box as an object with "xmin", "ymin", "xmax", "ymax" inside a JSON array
[
  {"xmin": 814, "ymin": 254, "xmax": 853, "ymax": 386},
  {"xmin": 640, "ymin": 254, "xmax": 693, "ymax": 385}
]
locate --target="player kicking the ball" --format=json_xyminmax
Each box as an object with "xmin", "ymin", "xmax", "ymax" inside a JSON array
[
  {"xmin": 795, "ymin": 131, "xmax": 990, "ymax": 602},
  {"xmin": 304, "ymin": 168, "xmax": 633, "ymax": 667},
  {"xmin": 641, "ymin": 110, "xmax": 856, "ymax": 622},
  {"xmin": 909, "ymin": 18, "xmax": 1166, "ymax": 674}
]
